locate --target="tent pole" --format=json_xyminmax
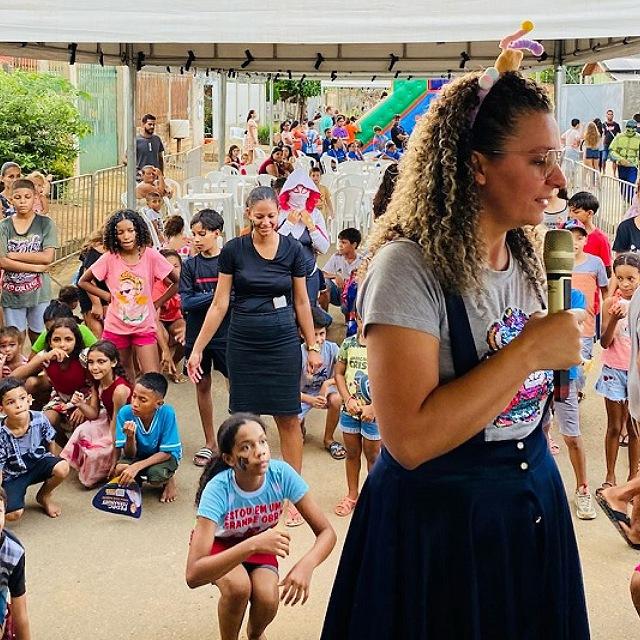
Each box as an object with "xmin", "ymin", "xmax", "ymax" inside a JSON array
[
  {"xmin": 553, "ymin": 39, "xmax": 565, "ymax": 125},
  {"xmin": 217, "ymin": 72, "xmax": 227, "ymax": 169},
  {"xmin": 269, "ymin": 76, "xmax": 274, "ymax": 147},
  {"xmin": 126, "ymin": 44, "xmax": 137, "ymax": 209}
]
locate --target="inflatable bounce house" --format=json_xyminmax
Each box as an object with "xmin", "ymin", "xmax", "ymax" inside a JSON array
[{"xmin": 359, "ymin": 78, "xmax": 448, "ymax": 151}]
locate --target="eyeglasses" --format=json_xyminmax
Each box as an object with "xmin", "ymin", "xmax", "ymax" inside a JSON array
[{"xmin": 478, "ymin": 149, "xmax": 565, "ymax": 178}]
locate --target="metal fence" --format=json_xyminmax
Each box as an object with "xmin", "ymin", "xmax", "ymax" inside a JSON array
[
  {"xmin": 49, "ymin": 146, "xmax": 202, "ymax": 264},
  {"xmin": 563, "ymin": 158, "xmax": 637, "ymax": 240}
]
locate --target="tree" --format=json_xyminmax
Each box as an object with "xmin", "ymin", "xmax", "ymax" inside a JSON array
[
  {"xmin": 272, "ymin": 80, "xmax": 322, "ymax": 122},
  {"xmin": 0, "ymin": 69, "xmax": 91, "ymax": 178}
]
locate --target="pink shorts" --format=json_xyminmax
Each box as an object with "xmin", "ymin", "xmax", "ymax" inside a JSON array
[{"xmin": 102, "ymin": 329, "xmax": 156, "ymax": 350}]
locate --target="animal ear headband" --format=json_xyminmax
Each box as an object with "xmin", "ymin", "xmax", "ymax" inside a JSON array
[{"xmin": 469, "ymin": 21, "xmax": 544, "ymax": 126}]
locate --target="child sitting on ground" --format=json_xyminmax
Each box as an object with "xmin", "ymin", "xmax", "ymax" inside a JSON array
[
  {"xmin": 0, "ymin": 486, "xmax": 31, "ymax": 638},
  {"xmin": 321, "ymin": 228, "xmax": 364, "ymax": 318},
  {"xmin": 334, "ymin": 314, "xmax": 380, "ymax": 517},
  {"xmin": 0, "ymin": 327, "xmax": 27, "ymax": 380},
  {"xmin": 186, "ymin": 413, "xmax": 336, "ymax": 640},
  {"xmin": 0, "ymin": 378, "xmax": 70, "ymax": 520},
  {"xmin": 299, "ymin": 308, "xmax": 344, "ymax": 460},
  {"xmin": 114, "ymin": 372, "xmax": 181, "ymax": 503},
  {"xmin": 14, "ymin": 318, "xmax": 92, "ymax": 445},
  {"xmin": 140, "ymin": 191, "xmax": 167, "ymax": 245},
  {"xmin": 61, "ymin": 341, "xmax": 133, "ymax": 487}
]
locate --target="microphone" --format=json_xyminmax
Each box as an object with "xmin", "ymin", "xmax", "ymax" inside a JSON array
[{"xmin": 543, "ymin": 229, "xmax": 574, "ymax": 401}]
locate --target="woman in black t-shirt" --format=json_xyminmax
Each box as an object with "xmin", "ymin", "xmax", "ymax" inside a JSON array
[{"xmin": 187, "ymin": 187, "xmax": 321, "ymax": 526}]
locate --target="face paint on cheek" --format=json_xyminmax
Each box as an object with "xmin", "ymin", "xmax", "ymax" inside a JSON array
[{"xmin": 236, "ymin": 456, "xmax": 249, "ymax": 471}]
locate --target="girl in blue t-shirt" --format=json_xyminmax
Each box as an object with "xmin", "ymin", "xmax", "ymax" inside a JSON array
[{"xmin": 186, "ymin": 413, "xmax": 335, "ymax": 640}]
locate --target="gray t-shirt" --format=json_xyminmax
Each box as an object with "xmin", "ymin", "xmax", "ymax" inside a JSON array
[
  {"xmin": 136, "ymin": 134, "xmax": 165, "ymax": 170},
  {"xmin": 357, "ymin": 239, "xmax": 552, "ymax": 442}
]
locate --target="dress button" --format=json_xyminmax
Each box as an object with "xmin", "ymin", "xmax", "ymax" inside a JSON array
[
  {"xmin": 516, "ymin": 442, "xmax": 524, "ymax": 450},
  {"xmin": 520, "ymin": 462, "xmax": 529, "ymax": 471}
]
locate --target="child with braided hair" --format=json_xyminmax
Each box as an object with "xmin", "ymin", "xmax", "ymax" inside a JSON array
[{"xmin": 78, "ymin": 210, "xmax": 179, "ymax": 381}]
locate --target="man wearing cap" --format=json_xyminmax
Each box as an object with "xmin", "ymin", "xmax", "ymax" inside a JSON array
[{"xmin": 609, "ymin": 120, "xmax": 640, "ymax": 201}]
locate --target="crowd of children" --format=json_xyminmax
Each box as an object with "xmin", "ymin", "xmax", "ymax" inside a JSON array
[{"xmin": 4, "ymin": 155, "xmax": 640, "ymax": 637}]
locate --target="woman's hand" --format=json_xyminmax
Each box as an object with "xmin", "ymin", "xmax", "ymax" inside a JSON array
[
  {"xmin": 306, "ymin": 350, "xmax": 323, "ymax": 374},
  {"xmin": 518, "ymin": 310, "xmax": 585, "ymax": 372},
  {"xmin": 187, "ymin": 350, "xmax": 203, "ymax": 383}
]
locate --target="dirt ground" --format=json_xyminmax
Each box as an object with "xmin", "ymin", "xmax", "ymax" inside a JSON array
[{"xmin": 12, "ymin": 263, "xmax": 640, "ymax": 639}]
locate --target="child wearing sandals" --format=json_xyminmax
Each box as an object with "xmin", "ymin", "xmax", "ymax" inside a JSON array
[
  {"xmin": 186, "ymin": 413, "xmax": 335, "ymax": 640},
  {"xmin": 596, "ymin": 252, "xmax": 640, "ymax": 489},
  {"xmin": 60, "ymin": 341, "xmax": 133, "ymax": 486},
  {"xmin": 299, "ymin": 307, "xmax": 344, "ymax": 460},
  {"xmin": 13, "ymin": 318, "xmax": 92, "ymax": 447},
  {"xmin": 0, "ymin": 378, "xmax": 69, "ymax": 520},
  {"xmin": 334, "ymin": 314, "xmax": 380, "ymax": 517}
]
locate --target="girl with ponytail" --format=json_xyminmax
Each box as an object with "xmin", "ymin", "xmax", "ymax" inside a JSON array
[{"xmin": 187, "ymin": 413, "xmax": 335, "ymax": 640}]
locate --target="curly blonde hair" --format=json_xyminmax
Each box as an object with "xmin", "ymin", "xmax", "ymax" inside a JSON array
[{"xmin": 365, "ymin": 71, "xmax": 550, "ymax": 303}]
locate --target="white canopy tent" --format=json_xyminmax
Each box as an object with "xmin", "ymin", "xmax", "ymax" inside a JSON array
[{"xmin": 2, "ymin": 1, "xmax": 640, "ymax": 204}]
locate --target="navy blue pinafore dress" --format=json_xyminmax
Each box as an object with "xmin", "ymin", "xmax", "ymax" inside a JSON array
[{"xmin": 321, "ymin": 294, "xmax": 590, "ymax": 640}]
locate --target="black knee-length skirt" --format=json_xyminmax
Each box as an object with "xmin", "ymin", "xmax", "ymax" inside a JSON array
[
  {"xmin": 226, "ymin": 307, "xmax": 302, "ymax": 416},
  {"xmin": 321, "ymin": 425, "xmax": 590, "ymax": 640}
]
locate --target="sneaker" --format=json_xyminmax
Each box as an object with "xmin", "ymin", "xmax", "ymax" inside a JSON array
[{"xmin": 575, "ymin": 489, "xmax": 597, "ymax": 520}]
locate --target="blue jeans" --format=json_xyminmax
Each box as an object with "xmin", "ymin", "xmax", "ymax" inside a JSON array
[{"xmin": 618, "ymin": 165, "xmax": 638, "ymax": 203}]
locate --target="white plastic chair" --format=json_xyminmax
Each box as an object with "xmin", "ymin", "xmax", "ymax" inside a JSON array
[
  {"xmin": 335, "ymin": 174, "xmax": 366, "ymax": 191},
  {"xmin": 295, "ymin": 155, "xmax": 314, "ymax": 173},
  {"xmin": 164, "ymin": 177, "xmax": 181, "ymax": 199},
  {"xmin": 205, "ymin": 170, "xmax": 224, "ymax": 187},
  {"xmin": 140, "ymin": 211, "xmax": 161, "ymax": 248},
  {"xmin": 253, "ymin": 147, "xmax": 266, "ymax": 163},
  {"xmin": 184, "ymin": 176, "xmax": 206, "ymax": 195},
  {"xmin": 338, "ymin": 161, "xmax": 366, "ymax": 175},
  {"xmin": 332, "ymin": 186, "xmax": 365, "ymax": 241},
  {"xmin": 221, "ymin": 165, "xmax": 239, "ymax": 176},
  {"xmin": 321, "ymin": 155, "xmax": 338, "ymax": 176},
  {"xmin": 243, "ymin": 163, "xmax": 259, "ymax": 176},
  {"xmin": 256, "ymin": 174, "xmax": 274, "ymax": 187}
]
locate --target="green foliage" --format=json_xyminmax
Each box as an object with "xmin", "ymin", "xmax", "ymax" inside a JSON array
[
  {"xmin": 272, "ymin": 80, "xmax": 322, "ymax": 103},
  {"xmin": 535, "ymin": 65, "xmax": 583, "ymax": 85},
  {"xmin": 257, "ymin": 125, "xmax": 272, "ymax": 145},
  {"xmin": 272, "ymin": 80, "xmax": 322, "ymax": 120},
  {"xmin": 0, "ymin": 69, "xmax": 91, "ymax": 179}
]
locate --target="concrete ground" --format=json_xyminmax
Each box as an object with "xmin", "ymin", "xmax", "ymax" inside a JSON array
[{"xmin": 14, "ymin": 263, "xmax": 640, "ymax": 638}]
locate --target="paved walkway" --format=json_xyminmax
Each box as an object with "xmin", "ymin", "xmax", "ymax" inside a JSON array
[{"xmin": 18, "ymin": 263, "xmax": 639, "ymax": 638}]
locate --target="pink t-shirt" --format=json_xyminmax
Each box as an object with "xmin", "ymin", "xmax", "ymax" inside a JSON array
[{"xmin": 91, "ymin": 248, "xmax": 173, "ymax": 336}]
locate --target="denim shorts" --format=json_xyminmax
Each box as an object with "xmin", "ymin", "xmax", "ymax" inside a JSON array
[
  {"xmin": 595, "ymin": 365, "xmax": 628, "ymax": 402},
  {"xmin": 339, "ymin": 411, "xmax": 380, "ymax": 441}
]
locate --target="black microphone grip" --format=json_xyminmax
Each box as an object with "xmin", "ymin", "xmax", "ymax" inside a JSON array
[{"xmin": 548, "ymin": 275, "xmax": 572, "ymax": 401}]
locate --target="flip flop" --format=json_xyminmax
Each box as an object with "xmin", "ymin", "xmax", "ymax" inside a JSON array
[
  {"xmin": 326, "ymin": 441, "xmax": 346, "ymax": 460},
  {"xmin": 285, "ymin": 505, "xmax": 304, "ymax": 528},
  {"xmin": 548, "ymin": 437, "xmax": 560, "ymax": 456},
  {"xmin": 620, "ymin": 434, "xmax": 629, "ymax": 448},
  {"xmin": 193, "ymin": 447, "xmax": 214, "ymax": 467},
  {"xmin": 595, "ymin": 490, "xmax": 640, "ymax": 550}
]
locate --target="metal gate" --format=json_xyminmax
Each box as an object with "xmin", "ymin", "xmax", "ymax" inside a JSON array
[{"xmin": 77, "ymin": 64, "xmax": 118, "ymax": 174}]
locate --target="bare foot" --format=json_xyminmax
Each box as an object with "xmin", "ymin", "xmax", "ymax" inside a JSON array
[
  {"xmin": 36, "ymin": 488, "xmax": 62, "ymax": 518},
  {"xmin": 620, "ymin": 520, "xmax": 640, "ymax": 546},
  {"xmin": 601, "ymin": 485, "xmax": 629, "ymax": 515},
  {"xmin": 159, "ymin": 477, "xmax": 177, "ymax": 503}
]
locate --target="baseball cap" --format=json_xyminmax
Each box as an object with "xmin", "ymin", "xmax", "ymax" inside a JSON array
[
  {"xmin": 626, "ymin": 119, "xmax": 638, "ymax": 129},
  {"xmin": 563, "ymin": 219, "xmax": 587, "ymax": 236}
]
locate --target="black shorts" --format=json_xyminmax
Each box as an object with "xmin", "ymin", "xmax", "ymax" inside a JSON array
[
  {"xmin": 184, "ymin": 346, "xmax": 228, "ymax": 379},
  {"xmin": 4, "ymin": 455, "xmax": 62, "ymax": 513}
]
